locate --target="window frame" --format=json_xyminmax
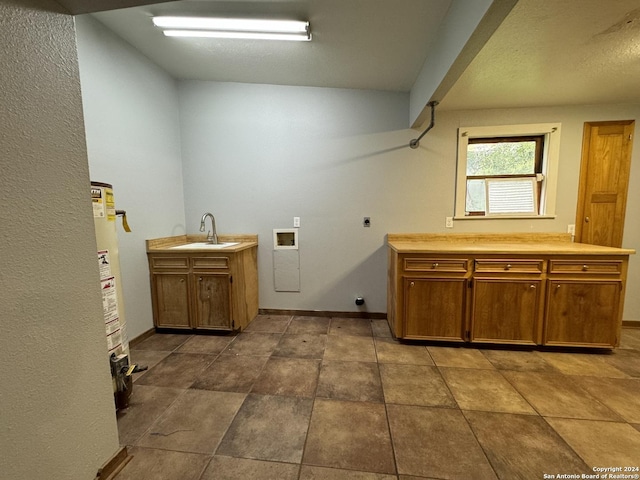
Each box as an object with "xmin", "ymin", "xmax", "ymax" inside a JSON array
[{"xmin": 455, "ymin": 123, "xmax": 561, "ymax": 219}]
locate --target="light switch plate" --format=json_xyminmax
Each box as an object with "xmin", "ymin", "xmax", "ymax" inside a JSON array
[{"xmin": 293, "ymin": 217, "xmax": 300, "ymax": 228}]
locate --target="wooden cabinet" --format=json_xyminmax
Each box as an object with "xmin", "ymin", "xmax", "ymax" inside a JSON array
[
  {"xmin": 544, "ymin": 259, "xmax": 624, "ymax": 348},
  {"xmin": 387, "ymin": 233, "xmax": 633, "ymax": 349},
  {"xmin": 470, "ymin": 259, "xmax": 544, "ymax": 345},
  {"xmin": 147, "ymin": 235, "xmax": 258, "ymax": 332}
]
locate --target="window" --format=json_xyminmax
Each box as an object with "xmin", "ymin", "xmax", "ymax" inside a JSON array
[{"xmin": 455, "ymin": 123, "xmax": 561, "ymax": 219}]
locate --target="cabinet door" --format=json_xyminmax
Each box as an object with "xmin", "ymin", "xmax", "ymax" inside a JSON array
[
  {"xmin": 404, "ymin": 277, "xmax": 466, "ymax": 341},
  {"xmin": 471, "ymin": 278, "xmax": 541, "ymax": 344},
  {"xmin": 544, "ymin": 280, "xmax": 620, "ymax": 347},
  {"xmin": 194, "ymin": 273, "xmax": 232, "ymax": 330},
  {"xmin": 152, "ymin": 273, "xmax": 190, "ymax": 328}
]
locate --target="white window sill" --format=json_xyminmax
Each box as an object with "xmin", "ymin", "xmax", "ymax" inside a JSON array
[{"xmin": 454, "ymin": 215, "xmax": 557, "ymax": 220}]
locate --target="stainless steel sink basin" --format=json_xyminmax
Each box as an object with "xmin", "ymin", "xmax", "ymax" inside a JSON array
[{"xmin": 169, "ymin": 242, "xmax": 239, "ymax": 250}]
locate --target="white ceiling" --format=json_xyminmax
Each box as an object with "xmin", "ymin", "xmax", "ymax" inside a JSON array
[
  {"xmin": 439, "ymin": 0, "xmax": 640, "ymax": 110},
  {"xmin": 77, "ymin": 0, "xmax": 640, "ymax": 112},
  {"xmin": 90, "ymin": 0, "xmax": 452, "ymax": 92}
]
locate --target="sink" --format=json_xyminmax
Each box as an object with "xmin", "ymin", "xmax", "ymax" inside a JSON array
[{"xmin": 170, "ymin": 242, "xmax": 239, "ymax": 250}]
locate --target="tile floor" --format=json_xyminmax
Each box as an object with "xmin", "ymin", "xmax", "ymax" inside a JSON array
[{"xmin": 114, "ymin": 316, "xmax": 640, "ymax": 480}]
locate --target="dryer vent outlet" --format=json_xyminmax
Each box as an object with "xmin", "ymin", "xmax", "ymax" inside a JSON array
[{"xmin": 355, "ymin": 297, "xmax": 365, "ymax": 306}]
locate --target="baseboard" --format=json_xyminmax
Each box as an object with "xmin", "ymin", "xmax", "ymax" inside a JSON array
[
  {"xmin": 128, "ymin": 328, "xmax": 155, "ymax": 348},
  {"xmin": 258, "ymin": 308, "xmax": 387, "ymax": 320},
  {"xmin": 622, "ymin": 320, "xmax": 640, "ymax": 328},
  {"xmin": 96, "ymin": 446, "xmax": 130, "ymax": 480}
]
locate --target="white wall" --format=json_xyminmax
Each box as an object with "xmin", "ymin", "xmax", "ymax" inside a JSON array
[
  {"xmin": 0, "ymin": 1, "xmax": 120, "ymax": 478},
  {"xmin": 179, "ymin": 81, "xmax": 415, "ymax": 313},
  {"xmin": 76, "ymin": 15, "xmax": 186, "ymax": 339},
  {"xmin": 433, "ymin": 104, "xmax": 640, "ymax": 321},
  {"xmin": 179, "ymin": 81, "xmax": 639, "ymax": 321}
]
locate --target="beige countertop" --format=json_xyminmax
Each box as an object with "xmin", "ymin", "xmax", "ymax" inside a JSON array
[
  {"xmin": 387, "ymin": 233, "xmax": 636, "ymax": 256},
  {"xmin": 146, "ymin": 234, "xmax": 258, "ymax": 253}
]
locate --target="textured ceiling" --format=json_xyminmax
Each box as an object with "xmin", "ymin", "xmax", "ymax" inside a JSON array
[
  {"xmin": 89, "ymin": 0, "xmax": 452, "ymax": 92},
  {"xmin": 439, "ymin": 0, "xmax": 640, "ymax": 110}
]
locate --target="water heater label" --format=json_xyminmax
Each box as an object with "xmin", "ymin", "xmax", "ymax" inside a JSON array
[
  {"xmin": 91, "ymin": 187, "xmax": 105, "ymax": 218},
  {"xmin": 98, "ymin": 250, "xmax": 111, "ymax": 280}
]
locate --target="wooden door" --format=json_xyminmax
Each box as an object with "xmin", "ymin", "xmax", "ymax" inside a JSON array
[
  {"xmin": 194, "ymin": 273, "xmax": 232, "ymax": 330},
  {"xmin": 152, "ymin": 273, "xmax": 191, "ymax": 328},
  {"xmin": 575, "ymin": 121, "xmax": 634, "ymax": 247},
  {"xmin": 404, "ymin": 277, "xmax": 466, "ymax": 341},
  {"xmin": 471, "ymin": 278, "xmax": 541, "ymax": 344},
  {"xmin": 544, "ymin": 280, "xmax": 620, "ymax": 347}
]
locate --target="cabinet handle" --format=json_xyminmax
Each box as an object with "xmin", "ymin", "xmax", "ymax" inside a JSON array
[
  {"xmin": 410, "ymin": 281, "xmax": 415, "ymax": 287},
  {"xmin": 505, "ymin": 264, "xmax": 512, "ymax": 270},
  {"xmin": 530, "ymin": 284, "xmax": 536, "ymax": 289},
  {"xmin": 180, "ymin": 278, "xmax": 185, "ymax": 283},
  {"xmin": 199, "ymin": 277, "xmax": 203, "ymax": 282},
  {"xmin": 556, "ymin": 284, "xmax": 561, "ymax": 289},
  {"xmin": 582, "ymin": 264, "xmax": 589, "ymax": 271},
  {"xmin": 432, "ymin": 263, "xmax": 439, "ymax": 268}
]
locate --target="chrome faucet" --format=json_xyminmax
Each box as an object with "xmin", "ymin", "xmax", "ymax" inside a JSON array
[{"xmin": 199, "ymin": 212, "xmax": 218, "ymax": 244}]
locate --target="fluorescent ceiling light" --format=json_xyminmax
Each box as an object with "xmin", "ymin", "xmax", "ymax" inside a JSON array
[{"xmin": 152, "ymin": 16, "xmax": 311, "ymax": 41}]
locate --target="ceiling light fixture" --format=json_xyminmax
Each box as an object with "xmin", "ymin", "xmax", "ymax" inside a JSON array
[{"xmin": 152, "ymin": 17, "xmax": 311, "ymax": 41}]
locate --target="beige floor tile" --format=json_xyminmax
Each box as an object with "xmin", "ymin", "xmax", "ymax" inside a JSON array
[
  {"xmin": 134, "ymin": 353, "xmax": 214, "ymax": 389},
  {"xmin": 504, "ymin": 371, "xmax": 621, "ymax": 420},
  {"xmin": 546, "ymin": 418, "xmax": 640, "ymax": 468},
  {"xmin": 316, "ymin": 361, "xmax": 383, "ymax": 403},
  {"xmin": 329, "ymin": 317, "xmax": 373, "ymax": 336},
  {"xmin": 273, "ymin": 333, "xmax": 327, "ymax": 359},
  {"xmin": 132, "ymin": 333, "xmax": 191, "ymax": 352},
  {"xmin": 537, "ymin": 351, "xmax": 629, "ymax": 378},
  {"xmin": 244, "ymin": 314, "xmax": 292, "ymax": 333},
  {"xmin": 175, "ymin": 334, "xmax": 234, "ymax": 354},
  {"xmin": 572, "ymin": 376, "xmax": 640, "ymax": 423},
  {"xmin": 113, "ymin": 446, "xmax": 210, "ymax": 480},
  {"xmin": 303, "ymin": 399, "xmax": 395, "ymax": 474},
  {"xmin": 201, "ymin": 456, "xmax": 299, "ymax": 480},
  {"xmin": 379, "ymin": 364, "xmax": 455, "ymax": 407},
  {"xmin": 441, "ymin": 367, "xmax": 535, "ymax": 414},
  {"xmin": 427, "ymin": 346, "xmax": 495, "ymax": 369},
  {"xmin": 619, "ymin": 328, "xmax": 640, "ymax": 350},
  {"xmin": 464, "ymin": 411, "xmax": 589, "ymax": 479},
  {"xmin": 481, "ymin": 349, "xmax": 558, "ymax": 372},
  {"xmin": 129, "ymin": 350, "xmax": 171, "ymax": 383},
  {"xmin": 387, "ymin": 404, "xmax": 496, "ymax": 479},
  {"xmin": 374, "ymin": 338, "xmax": 433, "ymax": 365},
  {"xmin": 136, "ymin": 389, "xmax": 245, "ymax": 454},
  {"xmin": 191, "ymin": 354, "xmax": 268, "ymax": 393},
  {"xmin": 299, "ymin": 465, "xmax": 396, "ymax": 479},
  {"xmin": 217, "ymin": 394, "xmax": 313, "ymax": 463},
  {"xmin": 117, "ymin": 385, "xmax": 184, "ymax": 446},
  {"xmin": 324, "ymin": 335, "xmax": 377, "ymax": 362},
  {"xmin": 601, "ymin": 348, "xmax": 640, "ymax": 377},
  {"xmin": 286, "ymin": 316, "xmax": 331, "ymax": 335},
  {"xmin": 223, "ymin": 332, "xmax": 283, "ymax": 356},
  {"xmin": 371, "ymin": 319, "xmax": 393, "ymax": 338},
  {"xmin": 251, "ymin": 357, "xmax": 321, "ymax": 397}
]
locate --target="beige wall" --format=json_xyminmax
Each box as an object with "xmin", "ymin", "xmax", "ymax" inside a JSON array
[{"xmin": 0, "ymin": 1, "xmax": 120, "ymax": 478}]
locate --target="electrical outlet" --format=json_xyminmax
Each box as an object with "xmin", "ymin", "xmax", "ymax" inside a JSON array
[
  {"xmin": 293, "ymin": 216, "xmax": 300, "ymax": 228},
  {"xmin": 567, "ymin": 224, "xmax": 575, "ymax": 235},
  {"xmin": 445, "ymin": 217, "xmax": 454, "ymax": 228}
]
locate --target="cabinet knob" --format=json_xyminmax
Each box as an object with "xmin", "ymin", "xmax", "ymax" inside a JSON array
[
  {"xmin": 199, "ymin": 277, "xmax": 203, "ymax": 281},
  {"xmin": 582, "ymin": 264, "xmax": 589, "ymax": 271},
  {"xmin": 180, "ymin": 278, "xmax": 185, "ymax": 283},
  {"xmin": 432, "ymin": 263, "xmax": 439, "ymax": 268},
  {"xmin": 556, "ymin": 284, "xmax": 561, "ymax": 289},
  {"xmin": 585, "ymin": 216, "xmax": 590, "ymax": 223},
  {"xmin": 505, "ymin": 264, "xmax": 512, "ymax": 270},
  {"xmin": 410, "ymin": 281, "xmax": 415, "ymax": 287},
  {"xmin": 530, "ymin": 284, "xmax": 536, "ymax": 289}
]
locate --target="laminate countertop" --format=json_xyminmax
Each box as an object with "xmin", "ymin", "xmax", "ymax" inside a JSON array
[{"xmin": 387, "ymin": 233, "xmax": 635, "ymax": 256}]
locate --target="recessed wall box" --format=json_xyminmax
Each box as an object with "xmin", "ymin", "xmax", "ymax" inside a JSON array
[{"xmin": 273, "ymin": 228, "xmax": 298, "ymax": 250}]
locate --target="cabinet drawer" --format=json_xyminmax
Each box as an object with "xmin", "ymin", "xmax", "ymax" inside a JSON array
[
  {"xmin": 475, "ymin": 259, "xmax": 544, "ymax": 274},
  {"xmin": 404, "ymin": 258, "xmax": 469, "ymax": 273},
  {"xmin": 548, "ymin": 260, "xmax": 622, "ymax": 275},
  {"xmin": 192, "ymin": 256, "xmax": 229, "ymax": 269},
  {"xmin": 150, "ymin": 256, "xmax": 189, "ymax": 269}
]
